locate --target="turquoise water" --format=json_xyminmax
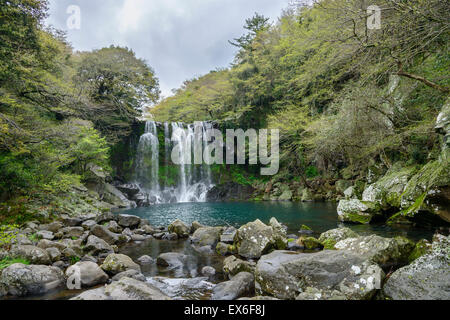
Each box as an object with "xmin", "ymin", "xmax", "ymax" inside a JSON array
[{"xmin": 117, "ymin": 202, "xmax": 434, "ymax": 241}]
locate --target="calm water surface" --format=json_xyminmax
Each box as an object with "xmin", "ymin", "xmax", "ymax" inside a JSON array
[{"xmin": 117, "ymin": 202, "xmax": 435, "ymax": 241}]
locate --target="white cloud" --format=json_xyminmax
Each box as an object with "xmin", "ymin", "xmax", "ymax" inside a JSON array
[{"xmin": 46, "ymin": 0, "xmax": 291, "ymax": 97}]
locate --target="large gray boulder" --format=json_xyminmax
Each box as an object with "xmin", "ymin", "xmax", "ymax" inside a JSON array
[
  {"xmin": 90, "ymin": 225, "xmax": 126, "ymax": 245},
  {"xmin": 0, "ymin": 264, "xmax": 65, "ymax": 297},
  {"xmin": 223, "ymin": 256, "xmax": 256, "ymax": 277},
  {"xmin": 191, "ymin": 227, "xmax": 223, "ymax": 247},
  {"xmin": 156, "ymin": 252, "xmax": 187, "ymax": 270},
  {"xmin": 211, "ymin": 272, "xmax": 255, "ymax": 300},
  {"xmin": 147, "ymin": 277, "xmax": 214, "ymax": 300},
  {"xmin": 337, "ymin": 199, "xmax": 381, "ymax": 224},
  {"xmin": 335, "ymin": 235, "xmax": 414, "ymax": 268},
  {"xmin": 255, "ymin": 250, "xmax": 384, "ymax": 300},
  {"xmin": 235, "ymin": 219, "xmax": 285, "ymax": 259},
  {"xmin": 84, "ymin": 235, "xmax": 114, "ymax": 256},
  {"xmin": 101, "ymin": 254, "xmax": 141, "ymax": 275},
  {"xmin": 65, "ymin": 261, "xmax": 109, "ymax": 288},
  {"xmin": 104, "ymin": 277, "xmax": 171, "ymax": 300},
  {"xmin": 71, "ymin": 287, "xmax": 110, "ymax": 300},
  {"xmin": 9, "ymin": 245, "xmax": 51, "ymax": 265},
  {"xmin": 318, "ymin": 228, "xmax": 359, "ymax": 249},
  {"xmin": 117, "ymin": 214, "xmax": 141, "ymax": 229},
  {"xmin": 168, "ymin": 219, "xmax": 190, "ymax": 238},
  {"xmin": 383, "ymin": 235, "xmax": 450, "ymax": 300}
]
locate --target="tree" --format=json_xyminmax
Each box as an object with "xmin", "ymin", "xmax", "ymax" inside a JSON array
[{"xmin": 74, "ymin": 46, "xmax": 160, "ymax": 141}]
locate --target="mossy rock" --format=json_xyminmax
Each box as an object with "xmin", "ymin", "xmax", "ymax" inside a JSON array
[
  {"xmin": 297, "ymin": 237, "xmax": 323, "ymax": 250},
  {"xmin": 408, "ymin": 239, "xmax": 432, "ymax": 263}
]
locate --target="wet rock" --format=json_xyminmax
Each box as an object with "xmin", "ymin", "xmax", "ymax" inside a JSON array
[
  {"xmin": 118, "ymin": 214, "xmax": 141, "ymax": 229},
  {"xmin": 147, "ymin": 277, "xmax": 214, "ymax": 300},
  {"xmin": 211, "ymin": 272, "xmax": 255, "ymax": 300},
  {"xmin": 9, "ymin": 245, "xmax": 51, "ymax": 265},
  {"xmin": 101, "ymin": 254, "xmax": 141, "ymax": 275},
  {"xmin": 223, "ymin": 256, "xmax": 256, "ymax": 277},
  {"xmin": 255, "ymin": 250, "xmax": 384, "ymax": 300},
  {"xmin": 207, "ymin": 182, "xmax": 256, "ymax": 202},
  {"xmin": 71, "ymin": 287, "xmax": 110, "ymax": 300},
  {"xmin": 112, "ymin": 270, "xmax": 147, "ymax": 282},
  {"xmin": 137, "ymin": 255, "xmax": 154, "ymax": 265},
  {"xmin": 337, "ymin": 199, "xmax": 381, "ymax": 224},
  {"xmin": 66, "ymin": 261, "xmax": 109, "ymax": 288},
  {"xmin": 168, "ymin": 219, "xmax": 190, "ymax": 238},
  {"xmin": 0, "ymin": 264, "xmax": 64, "ymax": 297},
  {"xmin": 104, "ymin": 277, "xmax": 171, "ymax": 300},
  {"xmin": 191, "ymin": 227, "xmax": 223, "ymax": 248},
  {"xmin": 116, "ymin": 184, "xmax": 141, "ymax": 199},
  {"xmin": 296, "ymin": 237, "xmax": 323, "ymax": 250},
  {"xmin": 201, "ymin": 266, "xmax": 216, "ymax": 278},
  {"xmin": 383, "ymin": 235, "xmax": 450, "ymax": 300},
  {"xmin": 156, "ymin": 252, "xmax": 187, "ymax": 270},
  {"xmin": 216, "ymin": 242, "xmax": 234, "ymax": 256},
  {"xmin": 191, "ymin": 221, "xmax": 205, "ymax": 233},
  {"xmin": 85, "ymin": 235, "xmax": 114, "ymax": 256},
  {"xmin": 296, "ymin": 287, "xmax": 346, "ymax": 300},
  {"xmin": 220, "ymin": 227, "xmax": 237, "ymax": 244},
  {"xmin": 318, "ymin": 228, "xmax": 359, "ymax": 250},
  {"xmin": 162, "ymin": 233, "xmax": 178, "ymax": 241},
  {"xmin": 335, "ymin": 235, "xmax": 414, "ymax": 268}
]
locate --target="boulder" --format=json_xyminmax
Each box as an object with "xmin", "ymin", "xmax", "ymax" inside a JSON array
[
  {"xmin": 9, "ymin": 245, "xmax": 51, "ymax": 265},
  {"xmin": 156, "ymin": 252, "xmax": 187, "ymax": 270},
  {"xmin": 147, "ymin": 277, "xmax": 214, "ymax": 300},
  {"xmin": 220, "ymin": 227, "xmax": 237, "ymax": 244},
  {"xmin": 95, "ymin": 212, "xmax": 118, "ymax": 224},
  {"xmin": 191, "ymin": 221, "xmax": 205, "ymax": 233},
  {"xmin": 112, "ymin": 270, "xmax": 147, "ymax": 282},
  {"xmin": 37, "ymin": 239, "xmax": 66, "ymax": 251},
  {"xmin": 235, "ymin": 219, "xmax": 284, "ymax": 259},
  {"xmin": 318, "ymin": 228, "xmax": 359, "ymax": 250},
  {"xmin": 168, "ymin": 219, "xmax": 190, "ymax": 238},
  {"xmin": 255, "ymin": 250, "xmax": 384, "ymax": 300},
  {"xmin": 191, "ymin": 227, "xmax": 223, "ymax": 248},
  {"xmin": 201, "ymin": 266, "xmax": 216, "ymax": 278},
  {"xmin": 337, "ymin": 199, "xmax": 381, "ymax": 224},
  {"xmin": 137, "ymin": 255, "xmax": 154, "ymax": 265},
  {"xmin": 101, "ymin": 254, "xmax": 141, "ymax": 275},
  {"xmin": 65, "ymin": 261, "xmax": 108, "ymax": 288},
  {"xmin": 90, "ymin": 225, "xmax": 126, "ymax": 245},
  {"xmin": 216, "ymin": 242, "xmax": 234, "ymax": 256},
  {"xmin": 0, "ymin": 264, "xmax": 64, "ymax": 297},
  {"xmin": 335, "ymin": 235, "xmax": 414, "ymax": 268},
  {"xmin": 71, "ymin": 287, "xmax": 110, "ymax": 300},
  {"xmin": 84, "ymin": 235, "xmax": 114, "ymax": 256},
  {"xmin": 81, "ymin": 220, "xmax": 97, "ymax": 230},
  {"xmin": 105, "ymin": 220, "xmax": 122, "ymax": 233},
  {"xmin": 36, "ymin": 230, "xmax": 54, "ymax": 241},
  {"xmin": 117, "ymin": 214, "xmax": 141, "ymax": 229},
  {"xmin": 383, "ymin": 235, "xmax": 450, "ymax": 300},
  {"xmin": 45, "ymin": 247, "xmax": 62, "ymax": 262},
  {"xmin": 104, "ymin": 277, "xmax": 171, "ymax": 300},
  {"xmin": 223, "ymin": 256, "xmax": 256, "ymax": 277},
  {"xmin": 211, "ymin": 272, "xmax": 254, "ymax": 300}
]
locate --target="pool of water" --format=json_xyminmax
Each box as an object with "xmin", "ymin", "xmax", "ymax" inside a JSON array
[{"xmin": 116, "ymin": 202, "xmax": 435, "ymax": 241}]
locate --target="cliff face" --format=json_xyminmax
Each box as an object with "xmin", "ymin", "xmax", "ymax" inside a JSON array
[{"xmin": 109, "ymin": 121, "xmax": 146, "ymax": 183}]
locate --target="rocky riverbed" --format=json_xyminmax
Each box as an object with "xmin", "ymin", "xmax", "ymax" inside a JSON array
[{"xmin": 0, "ymin": 212, "xmax": 448, "ymax": 301}]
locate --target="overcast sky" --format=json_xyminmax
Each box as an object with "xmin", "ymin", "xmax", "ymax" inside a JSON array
[{"xmin": 45, "ymin": 0, "xmax": 291, "ymax": 98}]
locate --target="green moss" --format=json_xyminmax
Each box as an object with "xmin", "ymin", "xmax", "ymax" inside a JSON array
[
  {"xmin": 408, "ymin": 239, "xmax": 431, "ymax": 263},
  {"xmin": 322, "ymin": 239, "xmax": 337, "ymax": 250},
  {"xmin": 0, "ymin": 257, "xmax": 30, "ymax": 271},
  {"xmin": 300, "ymin": 225, "xmax": 312, "ymax": 231},
  {"xmin": 346, "ymin": 212, "xmax": 372, "ymax": 225}
]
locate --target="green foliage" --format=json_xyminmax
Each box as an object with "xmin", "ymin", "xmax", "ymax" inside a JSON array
[
  {"xmin": 0, "ymin": 224, "xmax": 19, "ymax": 248},
  {"xmin": 0, "ymin": 257, "xmax": 30, "ymax": 271}
]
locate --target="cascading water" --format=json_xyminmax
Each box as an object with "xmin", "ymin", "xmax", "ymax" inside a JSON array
[{"xmin": 133, "ymin": 120, "xmax": 215, "ymax": 206}]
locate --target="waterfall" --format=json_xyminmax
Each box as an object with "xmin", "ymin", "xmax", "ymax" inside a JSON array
[{"xmin": 133, "ymin": 120, "xmax": 215, "ymax": 206}]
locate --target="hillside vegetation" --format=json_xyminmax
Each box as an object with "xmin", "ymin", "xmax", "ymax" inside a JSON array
[{"xmin": 0, "ymin": 0, "xmax": 159, "ymax": 223}]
